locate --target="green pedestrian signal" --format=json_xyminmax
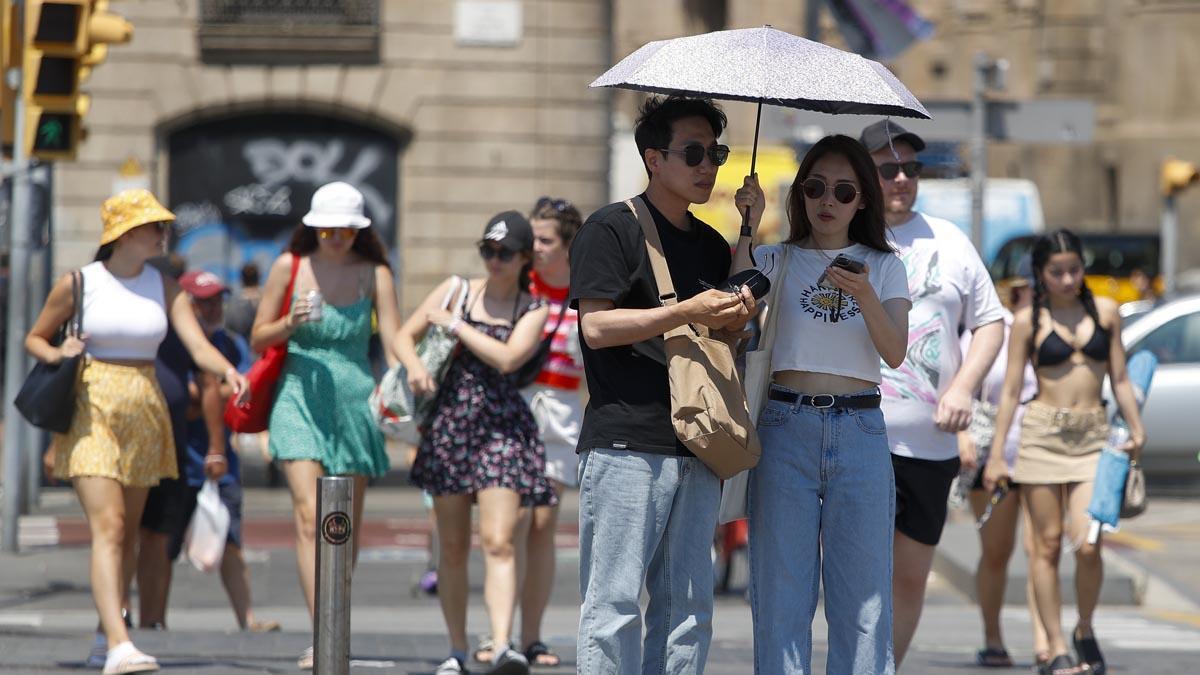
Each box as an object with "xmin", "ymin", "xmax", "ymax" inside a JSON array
[{"xmin": 33, "ymin": 112, "xmax": 71, "ymax": 151}]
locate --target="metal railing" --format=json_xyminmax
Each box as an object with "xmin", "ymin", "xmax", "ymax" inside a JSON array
[{"xmin": 198, "ymin": 0, "xmax": 380, "ymax": 65}]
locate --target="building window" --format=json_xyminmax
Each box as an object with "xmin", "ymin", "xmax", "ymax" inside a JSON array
[{"xmin": 198, "ymin": 0, "xmax": 380, "ymax": 65}]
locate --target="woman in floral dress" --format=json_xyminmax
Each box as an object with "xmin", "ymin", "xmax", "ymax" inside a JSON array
[{"xmin": 399, "ymin": 210, "xmax": 552, "ymax": 675}]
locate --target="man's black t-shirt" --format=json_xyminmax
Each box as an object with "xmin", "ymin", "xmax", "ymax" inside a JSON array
[{"xmin": 569, "ymin": 195, "xmax": 732, "ymax": 456}]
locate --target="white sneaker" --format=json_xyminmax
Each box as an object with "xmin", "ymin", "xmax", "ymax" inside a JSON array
[
  {"xmin": 488, "ymin": 647, "xmax": 529, "ymax": 675},
  {"xmin": 297, "ymin": 645, "xmax": 313, "ymax": 670},
  {"xmin": 435, "ymin": 656, "xmax": 468, "ymax": 674}
]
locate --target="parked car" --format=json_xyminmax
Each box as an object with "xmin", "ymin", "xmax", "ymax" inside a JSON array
[{"xmin": 1114, "ymin": 294, "xmax": 1200, "ymax": 479}]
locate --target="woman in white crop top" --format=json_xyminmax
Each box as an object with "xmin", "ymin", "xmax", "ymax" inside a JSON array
[
  {"xmin": 730, "ymin": 136, "xmax": 911, "ymax": 675},
  {"xmin": 24, "ymin": 189, "xmax": 248, "ymax": 675}
]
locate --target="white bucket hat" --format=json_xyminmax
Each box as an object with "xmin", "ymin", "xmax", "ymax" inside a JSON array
[{"xmin": 302, "ymin": 182, "xmax": 372, "ymax": 229}]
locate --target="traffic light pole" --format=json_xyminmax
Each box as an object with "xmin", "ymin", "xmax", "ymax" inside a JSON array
[
  {"xmin": 969, "ymin": 53, "xmax": 988, "ymax": 253},
  {"xmin": 1162, "ymin": 194, "xmax": 1178, "ymax": 296},
  {"xmin": 3, "ymin": 2, "xmax": 34, "ymax": 549}
]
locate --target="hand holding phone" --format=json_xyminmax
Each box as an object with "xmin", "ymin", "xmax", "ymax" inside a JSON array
[{"xmin": 817, "ymin": 254, "xmax": 866, "ymax": 288}]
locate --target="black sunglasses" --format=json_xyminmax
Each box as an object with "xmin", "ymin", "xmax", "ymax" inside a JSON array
[
  {"xmin": 535, "ymin": 196, "xmax": 573, "ymax": 212},
  {"xmin": 478, "ymin": 243, "xmax": 516, "ymax": 262},
  {"xmin": 658, "ymin": 143, "xmax": 730, "ymax": 167},
  {"xmin": 876, "ymin": 161, "xmax": 923, "ymax": 180},
  {"xmin": 801, "ymin": 178, "xmax": 859, "ymax": 205}
]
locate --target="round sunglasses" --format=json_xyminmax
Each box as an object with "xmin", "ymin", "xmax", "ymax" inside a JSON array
[
  {"xmin": 478, "ymin": 243, "xmax": 517, "ymax": 262},
  {"xmin": 317, "ymin": 228, "xmax": 356, "ymax": 241},
  {"xmin": 658, "ymin": 143, "xmax": 731, "ymax": 167},
  {"xmin": 801, "ymin": 178, "xmax": 859, "ymax": 205},
  {"xmin": 876, "ymin": 161, "xmax": 923, "ymax": 180}
]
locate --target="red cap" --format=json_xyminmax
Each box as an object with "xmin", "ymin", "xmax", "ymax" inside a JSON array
[{"xmin": 180, "ymin": 270, "xmax": 229, "ymax": 299}]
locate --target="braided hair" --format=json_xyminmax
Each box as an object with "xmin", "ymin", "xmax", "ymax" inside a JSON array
[{"xmin": 1028, "ymin": 228, "xmax": 1102, "ymax": 365}]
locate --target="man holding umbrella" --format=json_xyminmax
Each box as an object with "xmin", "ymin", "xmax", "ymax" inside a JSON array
[
  {"xmin": 860, "ymin": 119, "xmax": 1005, "ymax": 667},
  {"xmin": 568, "ymin": 95, "xmax": 754, "ymax": 673}
]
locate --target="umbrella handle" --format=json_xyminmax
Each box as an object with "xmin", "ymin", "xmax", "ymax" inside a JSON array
[{"xmin": 740, "ymin": 102, "xmax": 764, "ymax": 240}]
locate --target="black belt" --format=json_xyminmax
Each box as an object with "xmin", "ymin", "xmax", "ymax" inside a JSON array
[{"xmin": 768, "ymin": 389, "xmax": 881, "ymax": 409}]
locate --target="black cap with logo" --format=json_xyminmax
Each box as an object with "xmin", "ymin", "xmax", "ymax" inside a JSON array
[{"xmin": 479, "ymin": 210, "xmax": 534, "ymax": 252}]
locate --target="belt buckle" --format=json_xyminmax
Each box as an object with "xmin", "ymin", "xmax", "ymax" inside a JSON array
[{"xmin": 811, "ymin": 394, "xmax": 836, "ymax": 409}]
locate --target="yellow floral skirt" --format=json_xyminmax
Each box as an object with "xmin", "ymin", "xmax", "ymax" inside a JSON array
[{"xmin": 53, "ymin": 358, "xmax": 177, "ymax": 487}]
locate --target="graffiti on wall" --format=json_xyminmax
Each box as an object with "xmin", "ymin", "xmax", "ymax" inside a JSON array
[{"xmin": 168, "ymin": 113, "xmax": 401, "ymax": 286}]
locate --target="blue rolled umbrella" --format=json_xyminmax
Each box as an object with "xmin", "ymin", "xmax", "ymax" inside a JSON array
[{"xmin": 1086, "ymin": 350, "xmax": 1157, "ymax": 540}]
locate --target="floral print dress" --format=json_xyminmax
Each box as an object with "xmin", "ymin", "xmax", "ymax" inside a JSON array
[{"xmin": 410, "ymin": 307, "xmax": 557, "ymax": 507}]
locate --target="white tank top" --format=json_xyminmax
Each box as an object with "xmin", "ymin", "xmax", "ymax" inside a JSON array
[{"xmin": 79, "ymin": 261, "xmax": 169, "ymax": 361}]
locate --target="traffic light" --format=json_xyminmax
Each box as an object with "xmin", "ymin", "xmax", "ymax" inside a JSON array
[
  {"xmin": 1161, "ymin": 158, "xmax": 1199, "ymax": 197},
  {"xmin": 15, "ymin": 0, "xmax": 130, "ymax": 160}
]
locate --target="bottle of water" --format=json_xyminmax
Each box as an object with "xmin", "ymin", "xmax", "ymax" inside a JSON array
[{"xmin": 1105, "ymin": 423, "xmax": 1130, "ymax": 455}]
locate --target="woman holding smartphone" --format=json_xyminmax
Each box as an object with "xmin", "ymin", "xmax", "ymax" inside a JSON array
[
  {"xmin": 984, "ymin": 229, "xmax": 1146, "ymax": 675},
  {"xmin": 731, "ymin": 135, "xmax": 911, "ymax": 674}
]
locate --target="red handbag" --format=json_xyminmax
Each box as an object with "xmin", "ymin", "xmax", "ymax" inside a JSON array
[{"xmin": 223, "ymin": 255, "xmax": 300, "ymax": 432}]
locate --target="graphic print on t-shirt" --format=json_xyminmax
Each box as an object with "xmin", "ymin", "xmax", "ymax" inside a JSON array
[
  {"xmin": 881, "ymin": 248, "xmax": 945, "ymax": 404},
  {"xmin": 797, "ymin": 283, "xmax": 861, "ymax": 323}
]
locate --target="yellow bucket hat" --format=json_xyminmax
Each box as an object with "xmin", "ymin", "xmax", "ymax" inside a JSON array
[{"xmin": 99, "ymin": 189, "xmax": 176, "ymax": 245}]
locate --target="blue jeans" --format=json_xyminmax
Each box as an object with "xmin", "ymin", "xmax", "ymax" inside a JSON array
[
  {"xmin": 748, "ymin": 388, "xmax": 896, "ymax": 675},
  {"xmin": 577, "ymin": 448, "xmax": 720, "ymax": 675}
]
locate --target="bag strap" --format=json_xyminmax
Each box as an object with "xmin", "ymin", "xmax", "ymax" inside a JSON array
[
  {"xmin": 625, "ymin": 197, "xmax": 694, "ymax": 340},
  {"xmin": 754, "ymin": 244, "xmax": 791, "ymax": 357},
  {"xmin": 277, "ymin": 254, "xmax": 301, "ymax": 319},
  {"xmin": 67, "ymin": 269, "xmax": 84, "ymax": 338}
]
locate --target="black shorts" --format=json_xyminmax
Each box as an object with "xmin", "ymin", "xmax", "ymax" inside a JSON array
[
  {"xmin": 141, "ymin": 478, "xmax": 200, "ymax": 554},
  {"xmin": 892, "ymin": 454, "xmax": 961, "ymax": 546}
]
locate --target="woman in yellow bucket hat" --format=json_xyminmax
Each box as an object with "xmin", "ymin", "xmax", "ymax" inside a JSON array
[{"xmin": 24, "ymin": 188, "xmax": 250, "ymax": 674}]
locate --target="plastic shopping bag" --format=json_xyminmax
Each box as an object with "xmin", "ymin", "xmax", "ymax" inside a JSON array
[{"xmin": 186, "ymin": 480, "xmax": 230, "ymax": 573}]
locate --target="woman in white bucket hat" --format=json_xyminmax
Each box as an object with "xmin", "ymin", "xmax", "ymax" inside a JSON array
[{"xmin": 250, "ymin": 181, "xmax": 402, "ymax": 669}]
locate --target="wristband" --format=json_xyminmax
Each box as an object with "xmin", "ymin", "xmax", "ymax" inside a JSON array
[
  {"xmin": 204, "ymin": 454, "xmax": 227, "ymax": 463},
  {"xmin": 740, "ymin": 225, "xmax": 753, "ymax": 237}
]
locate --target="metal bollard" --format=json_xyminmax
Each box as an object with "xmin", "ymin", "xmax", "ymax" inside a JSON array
[{"xmin": 314, "ymin": 476, "xmax": 353, "ymax": 675}]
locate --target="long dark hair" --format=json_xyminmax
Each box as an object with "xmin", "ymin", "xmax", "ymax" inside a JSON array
[
  {"xmin": 93, "ymin": 243, "xmax": 115, "ymax": 261},
  {"xmin": 1029, "ymin": 228, "xmax": 1102, "ymax": 363},
  {"xmin": 287, "ymin": 224, "xmax": 391, "ymax": 268},
  {"xmin": 785, "ymin": 135, "xmax": 892, "ymax": 252}
]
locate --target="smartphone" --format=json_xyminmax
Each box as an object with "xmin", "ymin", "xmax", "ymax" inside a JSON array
[
  {"xmin": 818, "ymin": 254, "xmax": 866, "ymax": 288},
  {"xmin": 697, "ymin": 268, "xmax": 771, "ymax": 300}
]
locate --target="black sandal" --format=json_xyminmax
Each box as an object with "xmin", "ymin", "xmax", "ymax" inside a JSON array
[
  {"xmin": 1041, "ymin": 654, "xmax": 1086, "ymax": 675},
  {"xmin": 1073, "ymin": 630, "xmax": 1106, "ymax": 674},
  {"xmin": 976, "ymin": 646, "xmax": 1014, "ymax": 667},
  {"xmin": 523, "ymin": 641, "xmax": 560, "ymax": 668}
]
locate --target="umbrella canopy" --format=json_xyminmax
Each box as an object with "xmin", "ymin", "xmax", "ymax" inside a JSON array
[{"xmin": 590, "ymin": 26, "xmax": 930, "ymax": 120}]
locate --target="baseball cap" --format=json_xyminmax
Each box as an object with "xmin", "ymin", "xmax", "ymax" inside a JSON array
[
  {"xmin": 859, "ymin": 119, "xmax": 927, "ymax": 154},
  {"xmin": 479, "ymin": 211, "xmax": 534, "ymax": 252},
  {"xmin": 180, "ymin": 270, "xmax": 229, "ymax": 299}
]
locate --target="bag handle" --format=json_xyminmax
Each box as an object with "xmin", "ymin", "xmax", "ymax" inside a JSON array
[
  {"xmin": 69, "ymin": 269, "xmax": 84, "ymax": 338},
  {"xmin": 752, "ymin": 244, "xmax": 791, "ymax": 358},
  {"xmin": 625, "ymin": 197, "xmax": 694, "ymax": 340},
  {"xmin": 278, "ymin": 254, "xmax": 301, "ymax": 319}
]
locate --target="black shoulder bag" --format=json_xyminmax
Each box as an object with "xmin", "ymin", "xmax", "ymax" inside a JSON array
[
  {"xmin": 510, "ymin": 299, "xmax": 569, "ymax": 389},
  {"xmin": 15, "ymin": 270, "xmax": 84, "ymax": 433}
]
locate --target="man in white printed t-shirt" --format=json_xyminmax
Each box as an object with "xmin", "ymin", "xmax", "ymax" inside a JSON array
[{"xmin": 860, "ymin": 120, "xmax": 1005, "ymax": 667}]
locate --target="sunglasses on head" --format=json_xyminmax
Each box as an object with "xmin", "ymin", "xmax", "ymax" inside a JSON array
[
  {"xmin": 876, "ymin": 161, "xmax": 923, "ymax": 180},
  {"xmin": 317, "ymin": 228, "xmax": 356, "ymax": 241},
  {"xmin": 478, "ymin": 244, "xmax": 517, "ymax": 262},
  {"xmin": 658, "ymin": 143, "xmax": 730, "ymax": 167},
  {"xmin": 801, "ymin": 178, "xmax": 859, "ymax": 205},
  {"xmin": 535, "ymin": 196, "xmax": 572, "ymax": 212}
]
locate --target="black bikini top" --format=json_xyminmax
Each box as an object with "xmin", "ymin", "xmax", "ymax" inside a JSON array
[{"xmin": 1035, "ymin": 322, "xmax": 1110, "ymax": 367}]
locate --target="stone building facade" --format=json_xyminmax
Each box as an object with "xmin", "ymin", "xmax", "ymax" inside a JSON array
[{"xmin": 56, "ymin": 0, "xmax": 611, "ymax": 310}]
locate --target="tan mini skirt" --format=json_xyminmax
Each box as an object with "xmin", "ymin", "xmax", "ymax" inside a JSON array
[
  {"xmin": 1012, "ymin": 401, "xmax": 1108, "ymax": 485},
  {"xmin": 53, "ymin": 358, "xmax": 177, "ymax": 488}
]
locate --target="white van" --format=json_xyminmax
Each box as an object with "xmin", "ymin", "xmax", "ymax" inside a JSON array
[{"xmin": 912, "ymin": 178, "xmax": 1046, "ymax": 264}]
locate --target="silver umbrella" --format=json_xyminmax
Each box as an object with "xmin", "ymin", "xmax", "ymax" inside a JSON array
[{"xmin": 591, "ymin": 26, "xmax": 931, "ymax": 229}]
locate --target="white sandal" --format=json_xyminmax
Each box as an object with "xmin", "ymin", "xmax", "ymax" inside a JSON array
[{"xmin": 102, "ymin": 641, "xmax": 159, "ymax": 674}]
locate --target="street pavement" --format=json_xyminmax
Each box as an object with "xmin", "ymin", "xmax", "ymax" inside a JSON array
[{"xmin": 2, "ymin": 484, "xmax": 1200, "ymax": 673}]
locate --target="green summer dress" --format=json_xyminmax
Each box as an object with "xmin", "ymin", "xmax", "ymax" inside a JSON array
[{"xmin": 267, "ymin": 295, "xmax": 388, "ymax": 477}]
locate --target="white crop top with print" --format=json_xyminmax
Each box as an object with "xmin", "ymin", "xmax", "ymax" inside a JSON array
[
  {"xmin": 79, "ymin": 261, "xmax": 169, "ymax": 361},
  {"xmin": 755, "ymin": 243, "xmax": 910, "ymax": 384}
]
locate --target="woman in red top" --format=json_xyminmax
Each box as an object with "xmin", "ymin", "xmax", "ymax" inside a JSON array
[{"xmin": 518, "ymin": 197, "xmax": 585, "ymax": 667}]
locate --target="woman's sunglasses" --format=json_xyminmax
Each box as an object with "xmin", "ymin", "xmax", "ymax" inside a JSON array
[
  {"xmin": 478, "ymin": 244, "xmax": 517, "ymax": 262},
  {"xmin": 535, "ymin": 196, "xmax": 573, "ymax": 212},
  {"xmin": 317, "ymin": 228, "xmax": 357, "ymax": 241},
  {"xmin": 801, "ymin": 178, "xmax": 859, "ymax": 205},
  {"xmin": 876, "ymin": 161, "xmax": 923, "ymax": 180},
  {"xmin": 658, "ymin": 143, "xmax": 731, "ymax": 167}
]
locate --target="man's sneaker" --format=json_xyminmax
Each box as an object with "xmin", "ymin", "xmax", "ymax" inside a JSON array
[
  {"xmin": 86, "ymin": 632, "xmax": 107, "ymax": 668},
  {"xmin": 435, "ymin": 656, "xmax": 469, "ymax": 674},
  {"xmin": 488, "ymin": 647, "xmax": 529, "ymax": 675},
  {"xmin": 297, "ymin": 646, "xmax": 313, "ymax": 670}
]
